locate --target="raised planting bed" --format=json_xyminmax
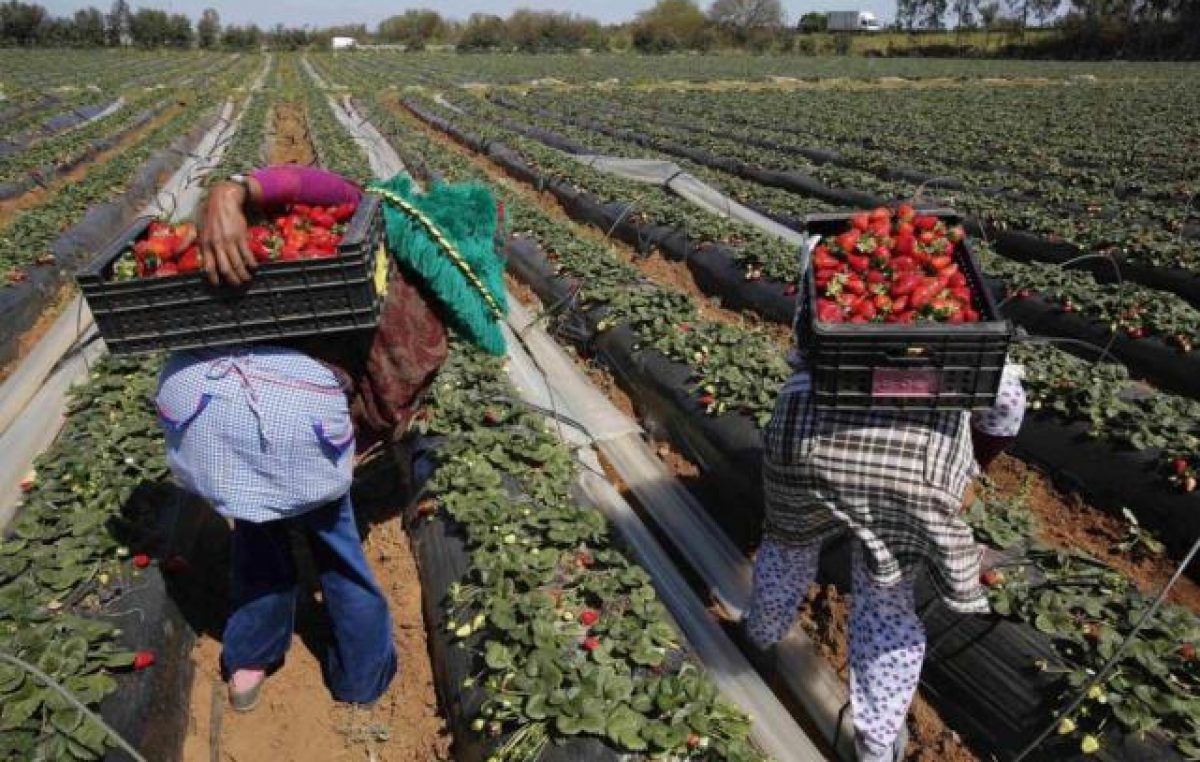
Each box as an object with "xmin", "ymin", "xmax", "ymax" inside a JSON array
[
  {"xmin": 0, "ymin": 355, "xmax": 197, "ymax": 761},
  {"xmin": 501, "ymin": 224, "xmax": 1193, "ymax": 762},
  {"xmin": 400, "ymin": 98, "xmax": 1200, "ymax": 558},
  {"xmin": 0, "ymin": 98, "xmax": 231, "ymax": 368},
  {"xmin": 402, "ymin": 347, "xmax": 765, "ymax": 761}
]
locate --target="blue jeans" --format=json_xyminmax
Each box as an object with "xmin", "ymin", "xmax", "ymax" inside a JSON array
[{"xmin": 220, "ymin": 494, "xmax": 397, "ymax": 704}]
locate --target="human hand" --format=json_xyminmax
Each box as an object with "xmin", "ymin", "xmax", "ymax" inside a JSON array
[{"xmin": 200, "ymin": 181, "xmax": 257, "ymax": 286}]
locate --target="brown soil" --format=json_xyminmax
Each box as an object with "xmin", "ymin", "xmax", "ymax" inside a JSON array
[
  {"xmin": 180, "ymin": 472, "xmax": 450, "ymax": 762},
  {"xmin": 0, "ymin": 103, "xmax": 185, "ymax": 230},
  {"xmin": 503, "ymin": 272, "xmax": 541, "ymax": 311},
  {"xmin": 0, "ymin": 282, "xmax": 75, "ymax": 384},
  {"xmin": 988, "ymin": 454, "xmax": 1200, "ymax": 612},
  {"xmin": 269, "ymin": 102, "xmax": 316, "ymax": 166}
]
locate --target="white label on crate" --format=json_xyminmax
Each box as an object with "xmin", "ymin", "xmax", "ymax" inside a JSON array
[{"xmin": 872, "ymin": 369, "xmax": 940, "ymax": 398}]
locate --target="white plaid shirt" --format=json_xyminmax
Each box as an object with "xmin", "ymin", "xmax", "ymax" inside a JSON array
[{"xmin": 156, "ymin": 346, "xmax": 356, "ymax": 523}]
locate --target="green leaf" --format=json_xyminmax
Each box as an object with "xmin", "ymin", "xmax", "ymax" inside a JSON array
[
  {"xmin": 1, "ymin": 695, "xmax": 42, "ymax": 730},
  {"xmin": 484, "ymin": 641, "xmax": 513, "ymax": 670},
  {"xmin": 525, "ymin": 693, "xmax": 549, "ymax": 721}
]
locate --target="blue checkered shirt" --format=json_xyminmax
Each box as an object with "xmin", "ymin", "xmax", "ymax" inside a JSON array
[{"xmin": 156, "ymin": 346, "xmax": 356, "ymax": 523}]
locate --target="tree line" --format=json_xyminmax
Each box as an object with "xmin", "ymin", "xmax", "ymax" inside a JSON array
[{"xmin": 0, "ymin": 0, "xmax": 1195, "ymax": 57}]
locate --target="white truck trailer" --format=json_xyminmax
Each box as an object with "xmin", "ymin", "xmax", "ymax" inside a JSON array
[{"xmin": 826, "ymin": 11, "xmax": 884, "ymax": 32}]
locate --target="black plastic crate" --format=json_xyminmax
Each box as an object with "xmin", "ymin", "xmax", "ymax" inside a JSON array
[
  {"xmin": 78, "ymin": 194, "xmax": 388, "ymax": 355},
  {"xmin": 799, "ymin": 209, "xmax": 1013, "ymax": 411}
]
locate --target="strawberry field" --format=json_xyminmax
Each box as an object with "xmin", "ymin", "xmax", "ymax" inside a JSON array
[{"xmin": 3, "ymin": 49, "xmax": 1200, "ymax": 762}]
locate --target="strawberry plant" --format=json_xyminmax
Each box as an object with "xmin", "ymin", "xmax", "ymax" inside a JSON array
[
  {"xmin": 203, "ymin": 56, "xmax": 277, "ymax": 188},
  {"xmin": 415, "ymin": 347, "xmax": 762, "ymax": 760},
  {"xmin": 981, "ymin": 538, "xmax": 1200, "ymax": 757},
  {"xmin": 0, "ymin": 355, "xmax": 167, "ymax": 760},
  {"xmin": 343, "ymin": 82, "xmax": 1200, "ymax": 758},
  {"xmin": 298, "ymin": 57, "xmax": 372, "ymax": 181},
  {"xmin": 0, "ymin": 55, "xmax": 262, "ymax": 278}
]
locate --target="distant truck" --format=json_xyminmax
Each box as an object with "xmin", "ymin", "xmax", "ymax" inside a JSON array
[
  {"xmin": 826, "ymin": 11, "xmax": 884, "ymax": 32},
  {"xmin": 331, "ymin": 36, "xmax": 358, "ymax": 50}
]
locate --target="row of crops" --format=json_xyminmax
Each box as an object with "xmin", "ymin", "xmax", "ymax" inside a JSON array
[
  {"xmin": 0, "ymin": 52, "xmax": 285, "ymax": 759},
  {"xmin": 1, "ymin": 52, "xmax": 769, "ymax": 761},
  {"xmin": 313, "ymin": 52, "xmax": 1200, "ymax": 505},
  {"xmin": 360, "ymin": 50, "xmax": 1195, "ymax": 85},
  {"xmin": 310, "ymin": 51, "xmax": 1200, "ymax": 759},
  {"xmin": 0, "ymin": 50, "xmax": 235, "ymax": 146},
  {"xmin": 0, "ymin": 54, "xmax": 260, "ymax": 278},
  {"xmin": 290, "ymin": 60, "xmax": 770, "ymax": 761},
  {"xmin": 4, "ymin": 48, "xmax": 1200, "ymax": 761}
]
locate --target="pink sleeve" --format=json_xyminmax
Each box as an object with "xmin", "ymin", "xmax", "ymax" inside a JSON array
[{"xmin": 250, "ymin": 165, "xmax": 362, "ymax": 208}]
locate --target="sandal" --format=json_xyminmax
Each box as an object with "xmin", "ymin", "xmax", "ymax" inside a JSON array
[{"xmin": 228, "ymin": 669, "xmax": 266, "ymax": 713}]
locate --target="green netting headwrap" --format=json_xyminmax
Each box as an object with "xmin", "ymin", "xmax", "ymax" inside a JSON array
[{"xmin": 369, "ymin": 174, "xmax": 508, "ymax": 356}]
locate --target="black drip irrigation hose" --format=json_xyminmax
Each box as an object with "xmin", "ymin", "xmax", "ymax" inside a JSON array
[{"xmin": 1013, "ymin": 535, "xmax": 1200, "ymax": 762}]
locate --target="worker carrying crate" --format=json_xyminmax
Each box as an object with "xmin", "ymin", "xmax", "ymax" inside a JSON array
[
  {"xmin": 78, "ymin": 165, "xmax": 507, "ymax": 714},
  {"xmin": 736, "ymin": 205, "xmax": 1026, "ymax": 762}
]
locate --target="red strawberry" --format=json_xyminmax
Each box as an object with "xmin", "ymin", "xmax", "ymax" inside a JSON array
[
  {"xmin": 132, "ymin": 553, "xmax": 151, "ymax": 569},
  {"xmin": 144, "ymin": 237, "xmax": 176, "ymax": 260},
  {"xmin": 897, "ymin": 203, "xmax": 916, "ymax": 222},
  {"xmin": 813, "ymin": 248, "xmax": 840, "ymax": 270},
  {"xmin": 980, "ymin": 569, "xmax": 1005, "ymax": 587},
  {"xmin": 1180, "ymin": 643, "xmax": 1196, "ymax": 662},
  {"xmin": 133, "ymin": 650, "xmax": 156, "ymax": 670},
  {"xmin": 176, "ymin": 246, "xmax": 201, "ymax": 273},
  {"xmin": 913, "ymin": 278, "xmax": 946, "ymax": 309},
  {"xmin": 579, "ymin": 609, "xmax": 600, "ymax": 627},
  {"xmin": 891, "ymin": 273, "xmax": 922, "ymax": 297},
  {"xmin": 850, "ymin": 213, "xmax": 870, "ymax": 232},
  {"xmin": 1174, "ymin": 458, "xmax": 1190, "ymax": 476},
  {"xmin": 698, "ymin": 393, "xmax": 716, "ymax": 407},
  {"xmin": 581, "ymin": 636, "xmax": 601, "ymax": 652},
  {"xmin": 575, "ymin": 551, "xmax": 594, "ymax": 568},
  {"xmin": 309, "ymin": 210, "xmax": 337, "ymax": 229},
  {"xmin": 817, "ymin": 300, "xmax": 844, "ymax": 323},
  {"xmin": 915, "ymin": 215, "xmax": 939, "ymax": 232},
  {"xmin": 844, "ymin": 274, "xmax": 867, "ymax": 295}
]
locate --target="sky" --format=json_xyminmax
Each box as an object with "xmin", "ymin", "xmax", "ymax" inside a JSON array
[{"xmin": 38, "ymin": 0, "xmax": 895, "ymax": 29}]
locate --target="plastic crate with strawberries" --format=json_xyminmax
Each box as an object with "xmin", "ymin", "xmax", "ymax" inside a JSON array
[
  {"xmin": 799, "ymin": 205, "xmax": 1014, "ymax": 411},
  {"xmin": 78, "ymin": 195, "xmax": 387, "ymax": 355}
]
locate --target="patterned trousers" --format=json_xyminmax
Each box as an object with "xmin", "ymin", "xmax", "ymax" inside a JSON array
[{"xmin": 746, "ymin": 540, "xmax": 923, "ymax": 762}]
